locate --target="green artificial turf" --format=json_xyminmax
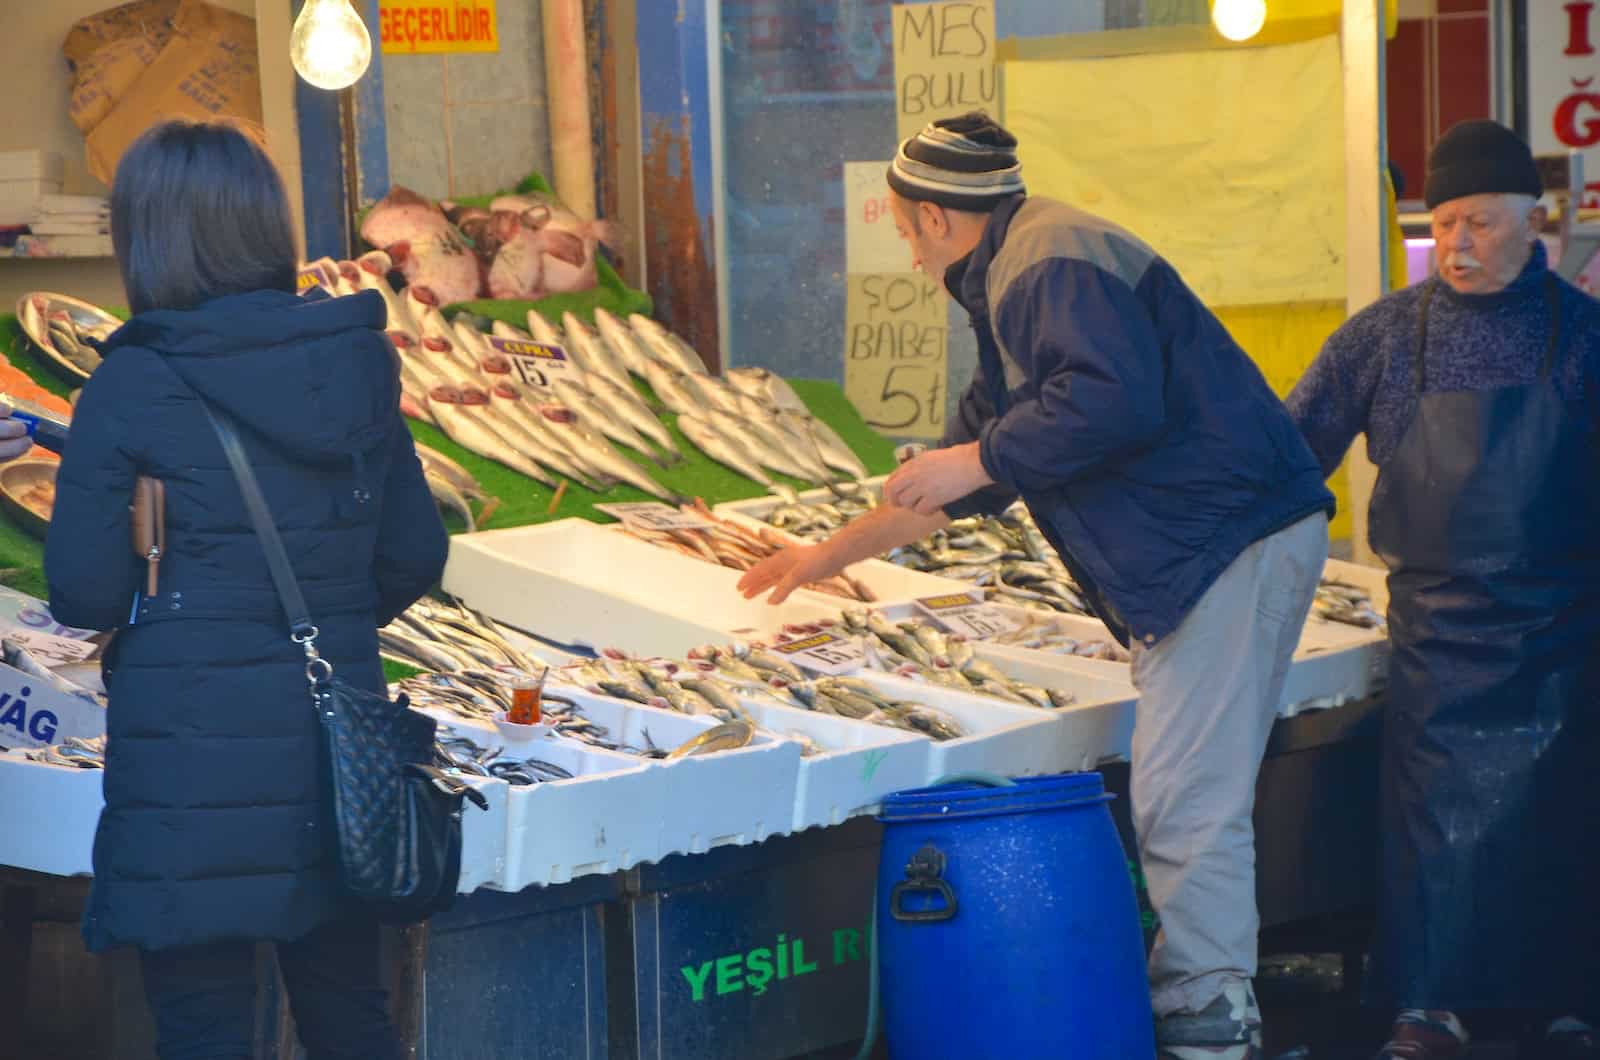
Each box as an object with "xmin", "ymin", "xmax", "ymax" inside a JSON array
[{"xmin": 0, "ymin": 310, "xmax": 898, "ymax": 601}]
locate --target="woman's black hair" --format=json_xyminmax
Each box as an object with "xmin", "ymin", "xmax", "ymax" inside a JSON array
[{"xmin": 110, "ymin": 119, "xmax": 298, "ymax": 314}]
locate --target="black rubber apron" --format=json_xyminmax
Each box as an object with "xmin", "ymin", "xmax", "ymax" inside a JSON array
[{"xmin": 1368, "ymin": 275, "xmax": 1600, "ymax": 1010}]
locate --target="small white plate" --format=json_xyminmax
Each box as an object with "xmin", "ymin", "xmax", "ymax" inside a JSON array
[{"xmin": 491, "ymin": 711, "xmax": 554, "ymax": 744}]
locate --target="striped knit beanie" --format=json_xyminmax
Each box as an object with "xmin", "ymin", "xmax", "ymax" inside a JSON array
[{"xmin": 887, "ymin": 111, "xmax": 1026, "ymax": 213}]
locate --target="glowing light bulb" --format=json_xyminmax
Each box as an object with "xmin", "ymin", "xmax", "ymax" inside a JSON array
[
  {"xmin": 291, "ymin": 0, "xmax": 372, "ymax": 91},
  {"xmin": 1211, "ymin": 0, "xmax": 1267, "ymax": 41}
]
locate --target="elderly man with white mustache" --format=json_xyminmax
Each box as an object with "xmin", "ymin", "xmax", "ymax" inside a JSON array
[{"xmin": 1289, "ymin": 119, "xmax": 1600, "ymax": 1060}]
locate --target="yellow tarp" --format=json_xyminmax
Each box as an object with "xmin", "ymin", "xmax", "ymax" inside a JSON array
[{"xmin": 1004, "ymin": 36, "xmax": 1346, "ymax": 308}]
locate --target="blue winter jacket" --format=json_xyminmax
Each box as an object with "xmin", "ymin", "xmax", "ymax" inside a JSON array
[
  {"xmin": 45, "ymin": 287, "xmax": 448, "ymax": 952},
  {"xmin": 942, "ymin": 195, "xmax": 1334, "ymax": 647}
]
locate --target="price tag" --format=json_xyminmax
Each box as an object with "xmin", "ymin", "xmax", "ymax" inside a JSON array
[
  {"xmin": 487, "ymin": 336, "xmax": 571, "ymax": 388},
  {"xmin": 596, "ymin": 502, "xmax": 711, "ymax": 532},
  {"xmin": 913, "ymin": 592, "xmax": 1021, "ymax": 641},
  {"xmin": 770, "ymin": 632, "xmax": 865, "ymax": 676},
  {"xmin": 6, "ymin": 630, "xmax": 97, "ymax": 667},
  {"xmin": 296, "ymin": 267, "xmax": 327, "ymax": 293}
]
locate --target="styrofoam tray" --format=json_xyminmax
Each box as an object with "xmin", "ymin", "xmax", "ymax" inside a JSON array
[
  {"xmin": 606, "ymin": 521, "xmax": 966, "ymax": 607},
  {"xmin": 436, "ymin": 686, "xmax": 801, "ymax": 889},
  {"xmin": 0, "ymin": 751, "xmax": 101, "ymax": 876},
  {"xmin": 445, "ymin": 519, "xmax": 847, "ymax": 656}
]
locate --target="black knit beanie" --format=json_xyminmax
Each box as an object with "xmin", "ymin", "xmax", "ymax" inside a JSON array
[
  {"xmin": 1423, "ymin": 120, "xmax": 1542, "ymax": 209},
  {"xmin": 887, "ymin": 111, "xmax": 1026, "ymax": 213}
]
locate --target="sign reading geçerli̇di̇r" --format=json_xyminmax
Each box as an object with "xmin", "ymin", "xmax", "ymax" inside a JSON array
[{"xmin": 378, "ymin": 0, "xmax": 499, "ymax": 54}]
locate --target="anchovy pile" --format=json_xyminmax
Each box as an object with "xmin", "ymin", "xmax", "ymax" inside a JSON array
[
  {"xmin": 21, "ymin": 734, "xmax": 105, "ymax": 769},
  {"xmin": 561, "ymin": 645, "xmax": 967, "ymax": 744},
  {"xmin": 620, "ymin": 499, "xmax": 876, "ymax": 602},
  {"xmin": 434, "ymin": 730, "xmax": 577, "ymax": 785},
  {"xmin": 380, "ymin": 596, "xmax": 555, "ymax": 673},
  {"xmin": 1313, "ymin": 580, "xmax": 1385, "ymax": 630},
  {"xmin": 787, "ymin": 610, "xmax": 1079, "ymax": 710}
]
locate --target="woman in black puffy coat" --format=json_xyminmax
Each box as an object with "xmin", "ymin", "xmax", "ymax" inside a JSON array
[{"xmin": 44, "ymin": 119, "xmax": 448, "ymax": 1060}]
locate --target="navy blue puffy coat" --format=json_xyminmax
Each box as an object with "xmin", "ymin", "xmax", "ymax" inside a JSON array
[{"xmin": 45, "ymin": 288, "xmax": 448, "ymax": 952}]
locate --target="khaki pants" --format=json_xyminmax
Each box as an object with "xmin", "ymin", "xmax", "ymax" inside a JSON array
[{"xmin": 1131, "ymin": 513, "xmax": 1328, "ymax": 1017}]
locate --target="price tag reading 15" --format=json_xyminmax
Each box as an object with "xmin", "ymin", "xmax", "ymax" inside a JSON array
[
  {"xmin": 771, "ymin": 632, "xmax": 865, "ymax": 676},
  {"xmin": 913, "ymin": 592, "xmax": 1022, "ymax": 641},
  {"xmin": 486, "ymin": 336, "xmax": 571, "ymax": 389}
]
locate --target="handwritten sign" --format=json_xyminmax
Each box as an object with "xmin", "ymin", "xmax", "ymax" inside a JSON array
[
  {"xmin": 595, "ymin": 502, "xmax": 710, "ymax": 533},
  {"xmin": 913, "ymin": 592, "xmax": 1022, "ymax": 641},
  {"xmin": 843, "ymin": 272, "xmax": 947, "ymax": 439},
  {"xmin": 771, "ymin": 632, "xmax": 865, "ymax": 676},
  {"xmin": 1528, "ymin": 0, "xmax": 1600, "ymax": 209},
  {"xmin": 379, "ymin": 0, "xmax": 499, "ymax": 54},
  {"xmin": 486, "ymin": 336, "xmax": 570, "ymax": 387},
  {"xmin": 892, "ymin": 1, "xmax": 998, "ymax": 142},
  {"xmin": 844, "ymin": 162, "xmax": 914, "ymax": 274}
]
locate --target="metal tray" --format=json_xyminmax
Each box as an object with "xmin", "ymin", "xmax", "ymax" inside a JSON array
[
  {"xmin": 0, "ymin": 458, "xmax": 57, "ymax": 538},
  {"xmin": 14, "ymin": 291, "xmax": 119, "ymax": 383}
]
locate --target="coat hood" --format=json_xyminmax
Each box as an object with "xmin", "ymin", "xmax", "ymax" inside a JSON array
[{"xmin": 101, "ymin": 288, "xmax": 399, "ymax": 465}]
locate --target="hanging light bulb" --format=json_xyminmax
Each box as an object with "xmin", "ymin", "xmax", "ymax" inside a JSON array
[
  {"xmin": 1211, "ymin": 0, "xmax": 1267, "ymax": 41},
  {"xmin": 291, "ymin": 0, "xmax": 373, "ymax": 91}
]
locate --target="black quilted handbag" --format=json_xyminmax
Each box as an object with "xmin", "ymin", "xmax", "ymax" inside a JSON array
[{"xmin": 202, "ymin": 403, "xmax": 487, "ymax": 922}]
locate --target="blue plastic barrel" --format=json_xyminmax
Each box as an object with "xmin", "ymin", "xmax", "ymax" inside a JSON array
[{"xmin": 876, "ymin": 772, "xmax": 1154, "ymax": 1059}]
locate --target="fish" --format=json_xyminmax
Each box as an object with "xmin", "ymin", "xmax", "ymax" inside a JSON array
[
  {"xmin": 594, "ymin": 308, "xmax": 660, "ymax": 378},
  {"xmin": 561, "ymin": 312, "xmax": 633, "ymax": 391},
  {"xmin": 490, "ymin": 193, "xmax": 613, "ymax": 295},
  {"xmin": 2, "ymin": 637, "xmax": 103, "ymax": 704},
  {"xmin": 524, "ymin": 310, "xmax": 566, "ymax": 348},
  {"xmin": 628, "ymin": 314, "xmax": 709, "ymax": 374},
  {"xmin": 425, "ymin": 384, "xmax": 561, "ymax": 487},
  {"xmin": 424, "ymin": 470, "xmax": 476, "ymax": 530},
  {"xmin": 380, "ymin": 626, "xmax": 473, "ymax": 672},
  {"xmin": 727, "ymin": 366, "xmax": 807, "ymax": 412},
  {"xmin": 667, "ymin": 719, "xmax": 755, "ymax": 759},
  {"xmin": 637, "ymin": 358, "xmax": 698, "ymax": 417},
  {"xmin": 492, "ymin": 319, "xmax": 533, "ymax": 342},
  {"xmin": 583, "ymin": 372, "xmax": 683, "ymax": 461},
  {"xmin": 775, "ymin": 409, "xmax": 869, "ymax": 483},
  {"xmin": 705, "ymin": 408, "xmax": 817, "ymax": 484},
  {"xmin": 482, "ymin": 382, "xmax": 611, "ymax": 491},
  {"xmin": 677, "ymin": 412, "xmax": 778, "ymax": 490},
  {"xmin": 43, "ymin": 315, "xmax": 103, "ymax": 373},
  {"xmin": 353, "ymin": 251, "xmax": 420, "ymax": 336},
  {"xmin": 531, "ymin": 402, "xmax": 686, "ymax": 503},
  {"xmin": 553, "ymin": 378, "xmax": 669, "ymax": 466}
]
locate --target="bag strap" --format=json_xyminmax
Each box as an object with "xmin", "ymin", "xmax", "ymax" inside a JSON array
[{"xmin": 199, "ymin": 402, "xmax": 333, "ymax": 685}]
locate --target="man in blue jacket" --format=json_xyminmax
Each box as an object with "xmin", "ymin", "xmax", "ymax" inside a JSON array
[{"xmin": 741, "ymin": 112, "xmax": 1333, "ymax": 1059}]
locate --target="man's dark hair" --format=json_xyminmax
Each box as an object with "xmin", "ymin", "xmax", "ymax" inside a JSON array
[{"xmin": 111, "ymin": 120, "xmax": 298, "ymax": 315}]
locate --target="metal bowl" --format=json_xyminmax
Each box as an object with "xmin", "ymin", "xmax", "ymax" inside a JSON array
[
  {"xmin": 14, "ymin": 292, "xmax": 120, "ymax": 384},
  {"xmin": 0, "ymin": 458, "xmax": 58, "ymax": 539}
]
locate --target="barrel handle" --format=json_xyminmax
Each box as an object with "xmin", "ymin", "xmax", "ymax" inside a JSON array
[{"xmin": 888, "ymin": 843, "xmax": 958, "ymax": 923}]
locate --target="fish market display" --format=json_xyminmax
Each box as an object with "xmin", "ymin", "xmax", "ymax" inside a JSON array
[
  {"xmin": 359, "ymin": 185, "xmax": 615, "ymax": 303},
  {"xmin": 379, "ymin": 596, "xmax": 563, "ymax": 673},
  {"xmin": 758, "ymin": 492, "xmax": 1390, "ymax": 634},
  {"xmin": 407, "ymin": 676, "xmax": 755, "ymax": 764},
  {"xmin": 560, "ymin": 647, "xmax": 967, "ymax": 744},
  {"xmin": 1313, "ymin": 580, "xmax": 1385, "ymax": 629},
  {"xmin": 20, "ymin": 734, "xmax": 105, "ymax": 769},
  {"xmin": 618, "ymin": 499, "xmax": 876, "ymax": 602},
  {"xmin": 298, "ymin": 248, "xmax": 873, "ymax": 503},
  {"xmin": 807, "ymin": 610, "xmax": 1079, "ymax": 710}
]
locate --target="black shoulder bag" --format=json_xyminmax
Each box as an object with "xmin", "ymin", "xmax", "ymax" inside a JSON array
[{"xmin": 202, "ymin": 403, "xmax": 487, "ymax": 923}]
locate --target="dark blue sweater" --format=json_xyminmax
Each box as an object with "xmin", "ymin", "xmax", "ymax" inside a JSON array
[{"xmin": 1287, "ymin": 244, "xmax": 1600, "ymax": 476}]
